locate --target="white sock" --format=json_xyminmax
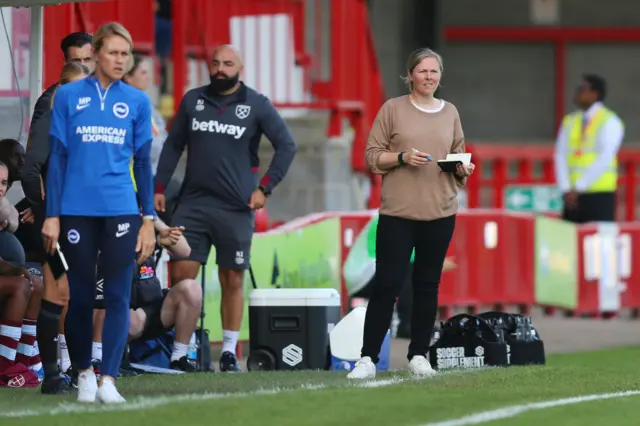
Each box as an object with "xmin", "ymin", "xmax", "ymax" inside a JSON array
[
  {"xmin": 171, "ymin": 342, "xmax": 188, "ymax": 362},
  {"xmin": 222, "ymin": 330, "xmax": 239, "ymax": 355},
  {"xmin": 92, "ymin": 342, "xmax": 103, "ymax": 361},
  {"xmin": 58, "ymin": 334, "xmax": 71, "ymax": 372}
]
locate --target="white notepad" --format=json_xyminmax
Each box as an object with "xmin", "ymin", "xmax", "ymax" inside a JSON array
[{"xmin": 437, "ymin": 153, "xmax": 472, "ymax": 172}]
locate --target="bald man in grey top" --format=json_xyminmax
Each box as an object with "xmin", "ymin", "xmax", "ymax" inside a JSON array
[{"xmin": 154, "ymin": 45, "xmax": 297, "ymax": 372}]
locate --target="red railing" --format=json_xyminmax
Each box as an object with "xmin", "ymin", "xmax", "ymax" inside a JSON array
[
  {"xmin": 466, "ymin": 144, "xmax": 640, "ymax": 221},
  {"xmin": 42, "ymin": 0, "xmax": 155, "ymax": 90},
  {"xmin": 443, "ymin": 26, "xmax": 640, "ymax": 133},
  {"xmin": 40, "ymin": 1, "xmax": 385, "ymax": 206},
  {"xmin": 170, "ymin": 0, "xmax": 385, "ymax": 205}
]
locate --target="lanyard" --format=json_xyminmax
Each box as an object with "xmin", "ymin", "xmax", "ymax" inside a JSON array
[
  {"xmin": 575, "ymin": 110, "xmax": 602, "ymax": 156},
  {"xmin": 580, "ymin": 109, "xmax": 602, "ymax": 139}
]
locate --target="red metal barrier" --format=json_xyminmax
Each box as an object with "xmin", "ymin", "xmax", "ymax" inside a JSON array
[
  {"xmin": 443, "ymin": 210, "xmax": 536, "ymax": 316},
  {"xmin": 466, "ymin": 144, "xmax": 640, "ymax": 222},
  {"xmin": 574, "ymin": 224, "xmax": 600, "ymax": 316},
  {"xmin": 42, "ymin": 0, "xmax": 155, "ymax": 89},
  {"xmin": 339, "ymin": 213, "xmax": 374, "ymax": 314},
  {"xmin": 618, "ymin": 223, "xmax": 640, "ymax": 317},
  {"xmin": 339, "ymin": 210, "xmax": 640, "ymax": 319}
]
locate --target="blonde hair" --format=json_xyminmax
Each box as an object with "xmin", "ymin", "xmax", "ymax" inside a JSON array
[
  {"xmin": 48, "ymin": 61, "xmax": 91, "ymax": 110},
  {"xmin": 92, "ymin": 22, "xmax": 134, "ymax": 73},
  {"xmin": 59, "ymin": 61, "xmax": 90, "ymax": 85},
  {"xmin": 401, "ymin": 48, "xmax": 444, "ymax": 92}
]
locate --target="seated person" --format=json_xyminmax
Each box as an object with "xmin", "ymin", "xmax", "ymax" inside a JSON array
[
  {"xmin": 0, "ymin": 138, "xmax": 25, "ymax": 187},
  {"xmin": 0, "ymin": 140, "xmax": 29, "ymax": 266},
  {"xmin": 95, "ymin": 217, "xmax": 201, "ymax": 373},
  {"xmin": 0, "ymin": 257, "xmax": 43, "ymax": 388},
  {"xmin": 0, "ymin": 160, "xmax": 44, "ymax": 386}
]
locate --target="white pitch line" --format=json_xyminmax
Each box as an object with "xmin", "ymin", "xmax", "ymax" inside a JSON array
[
  {"xmin": 0, "ymin": 367, "xmax": 488, "ymax": 418},
  {"xmin": 421, "ymin": 390, "xmax": 640, "ymax": 426}
]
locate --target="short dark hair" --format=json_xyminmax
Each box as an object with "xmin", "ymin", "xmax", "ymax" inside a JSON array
[
  {"xmin": 582, "ymin": 73, "xmax": 607, "ymax": 102},
  {"xmin": 60, "ymin": 32, "xmax": 93, "ymax": 60}
]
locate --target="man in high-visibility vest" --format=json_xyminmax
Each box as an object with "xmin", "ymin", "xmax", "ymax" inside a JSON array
[{"xmin": 554, "ymin": 74, "xmax": 624, "ymax": 223}]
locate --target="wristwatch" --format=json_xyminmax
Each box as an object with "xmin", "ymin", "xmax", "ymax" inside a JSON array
[
  {"xmin": 259, "ymin": 185, "xmax": 272, "ymax": 197},
  {"xmin": 398, "ymin": 152, "xmax": 406, "ymax": 165}
]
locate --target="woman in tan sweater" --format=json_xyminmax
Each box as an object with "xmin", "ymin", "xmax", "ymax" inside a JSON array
[{"xmin": 347, "ymin": 48, "xmax": 475, "ymax": 380}]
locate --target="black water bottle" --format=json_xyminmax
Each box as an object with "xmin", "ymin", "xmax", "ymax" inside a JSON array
[
  {"xmin": 515, "ymin": 316, "xmax": 525, "ymax": 341},
  {"xmin": 494, "ymin": 317, "xmax": 506, "ymax": 343}
]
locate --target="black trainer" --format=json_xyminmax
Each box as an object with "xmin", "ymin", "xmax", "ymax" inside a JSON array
[
  {"xmin": 41, "ymin": 374, "xmax": 74, "ymax": 395},
  {"xmin": 90, "ymin": 359, "xmax": 101, "ymax": 379},
  {"xmin": 64, "ymin": 366, "xmax": 78, "ymax": 389},
  {"xmin": 170, "ymin": 356, "xmax": 197, "ymax": 372},
  {"xmin": 219, "ymin": 351, "xmax": 242, "ymax": 372}
]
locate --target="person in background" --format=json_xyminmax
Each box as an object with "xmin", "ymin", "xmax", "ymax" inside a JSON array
[
  {"xmin": 31, "ymin": 32, "xmax": 94, "ymax": 128},
  {"xmin": 155, "ymin": 0, "xmax": 172, "ymax": 95},
  {"xmin": 125, "ymin": 218, "xmax": 201, "ymax": 372},
  {"xmin": 122, "ymin": 52, "xmax": 168, "ymax": 175},
  {"xmin": 0, "ymin": 139, "xmax": 27, "ymax": 266},
  {"xmin": 41, "ymin": 22, "xmax": 156, "ymax": 403},
  {"xmin": 0, "ymin": 160, "xmax": 42, "ymax": 389},
  {"xmin": 22, "ymin": 32, "xmax": 95, "ymax": 375},
  {"xmin": 554, "ymin": 74, "xmax": 623, "ymax": 224},
  {"xmin": 347, "ymin": 48, "xmax": 474, "ymax": 380},
  {"xmin": 154, "ymin": 44, "xmax": 297, "ymax": 372},
  {"xmin": 25, "ymin": 32, "xmax": 94, "ymax": 379},
  {"xmin": 21, "ymin": 61, "xmax": 90, "ymax": 394},
  {"xmin": 122, "ymin": 51, "xmax": 183, "ymax": 226}
]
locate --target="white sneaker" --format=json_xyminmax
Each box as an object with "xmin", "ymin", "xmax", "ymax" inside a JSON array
[
  {"xmin": 346, "ymin": 357, "xmax": 376, "ymax": 380},
  {"xmin": 96, "ymin": 379, "xmax": 126, "ymax": 404},
  {"xmin": 408, "ymin": 355, "xmax": 437, "ymax": 377},
  {"xmin": 77, "ymin": 370, "xmax": 98, "ymax": 403}
]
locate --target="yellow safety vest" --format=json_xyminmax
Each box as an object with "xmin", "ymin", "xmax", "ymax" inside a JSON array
[{"xmin": 564, "ymin": 107, "xmax": 621, "ymax": 192}]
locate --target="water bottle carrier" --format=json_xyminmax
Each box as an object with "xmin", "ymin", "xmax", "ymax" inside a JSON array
[
  {"xmin": 429, "ymin": 312, "xmax": 546, "ymax": 371},
  {"xmin": 477, "ymin": 311, "xmax": 546, "ymax": 367}
]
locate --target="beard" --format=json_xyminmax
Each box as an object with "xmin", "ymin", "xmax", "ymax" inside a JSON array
[{"xmin": 209, "ymin": 72, "xmax": 240, "ymax": 93}]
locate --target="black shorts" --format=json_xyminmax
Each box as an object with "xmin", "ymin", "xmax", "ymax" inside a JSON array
[
  {"xmin": 137, "ymin": 289, "xmax": 170, "ymax": 341},
  {"xmin": 170, "ymin": 198, "xmax": 254, "ymax": 270},
  {"xmin": 562, "ymin": 191, "xmax": 615, "ymax": 224}
]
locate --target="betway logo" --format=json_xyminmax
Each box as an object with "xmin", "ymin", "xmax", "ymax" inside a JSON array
[{"xmin": 192, "ymin": 118, "xmax": 246, "ymax": 139}]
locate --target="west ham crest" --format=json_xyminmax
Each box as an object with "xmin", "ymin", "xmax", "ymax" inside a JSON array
[{"xmin": 235, "ymin": 104, "xmax": 251, "ymax": 119}]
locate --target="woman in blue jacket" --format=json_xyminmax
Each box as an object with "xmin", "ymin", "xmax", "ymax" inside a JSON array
[{"xmin": 41, "ymin": 21, "xmax": 156, "ymax": 404}]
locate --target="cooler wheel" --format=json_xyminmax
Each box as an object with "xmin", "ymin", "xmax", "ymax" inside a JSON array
[{"xmin": 247, "ymin": 349, "xmax": 276, "ymax": 371}]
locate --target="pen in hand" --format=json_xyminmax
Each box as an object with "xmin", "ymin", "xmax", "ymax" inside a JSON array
[{"xmin": 412, "ymin": 148, "xmax": 432, "ymax": 162}]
